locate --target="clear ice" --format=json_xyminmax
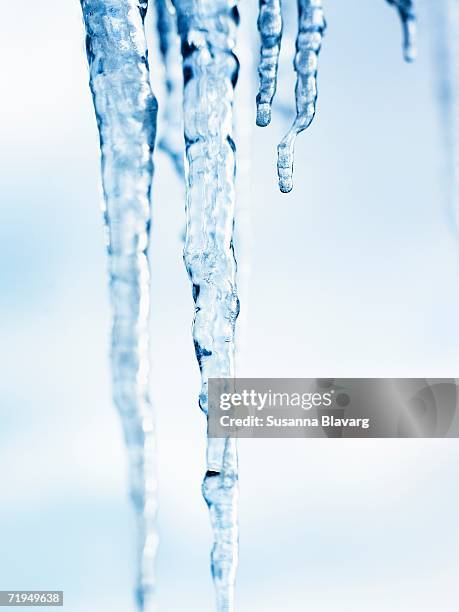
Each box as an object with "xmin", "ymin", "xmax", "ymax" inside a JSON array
[
  {"xmin": 256, "ymin": 0, "xmax": 283, "ymax": 127},
  {"xmin": 155, "ymin": 0, "xmax": 184, "ymax": 175},
  {"xmin": 79, "ymin": 0, "xmax": 422, "ymax": 609},
  {"xmin": 80, "ymin": 0, "xmax": 158, "ymax": 610},
  {"xmin": 387, "ymin": 0, "xmax": 417, "ymax": 62},
  {"xmin": 172, "ymin": 0, "xmax": 240, "ymax": 609},
  {"xmin": 277, "ymin": 0, "xmax": 326, "ymax": 193},
  {"xmin": 257, "ymin": 0, "xmax": 418, "ymax": 193}
]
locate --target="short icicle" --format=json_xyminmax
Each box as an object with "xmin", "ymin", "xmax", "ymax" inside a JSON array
[
  {"xmin": 80, "ymin": 1, "xmax": 158, "ymax": 610},
  {"xmin": 277, "ymin": 0, "xmax": 325, "ymax": 193},
  {"xmin": 256, "ymin": 0, "xmax": 283, "ymax": 127},
  {"xmin": 172, "ymin": 0, "xmax": 240, "ymax": 610},
  {"xmin": 386, "ymin": 0, "xmax": 417, "ymax": 62}
]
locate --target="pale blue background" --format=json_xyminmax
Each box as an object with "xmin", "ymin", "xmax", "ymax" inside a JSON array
[{"xmin": 1, "ymin": 0, "xmax": 459, "ymax": 610}]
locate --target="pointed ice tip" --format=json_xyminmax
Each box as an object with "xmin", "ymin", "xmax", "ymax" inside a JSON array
[{"xmin": 256, "ymin": 103, "xmax": 271, "ymax": 127}]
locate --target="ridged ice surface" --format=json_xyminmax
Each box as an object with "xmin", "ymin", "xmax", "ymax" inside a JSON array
[
  {"xmin": 78, "ymin": 1, "xmax": 424, "ymax": 609},
  {"xmin": 256, "ymin": 0, "xmax": 283, "ymax": 127},
  {"xmin": 277, "ymin": 0, "xmax": 325, "ymax": 193},
  {"xmin": 155, "ymin": 0, "xmax": 184, "ymax": 174},
  {"xmin": 80, "ymin": 1, "xmax": 158, "ymax": 610},
  {"xmin": 172, "ymin": 1, "xmax": 240, "ymax": 609},
  {"xmin": 387, "ymin": 0, "xmax": 417, "ymax": 62}
]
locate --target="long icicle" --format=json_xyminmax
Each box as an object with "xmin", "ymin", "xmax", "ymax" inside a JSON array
[
  {"xmin": 386, "ymin": 0, "xmax": 417, "ymax": 62},
  {"xmin": 428, "ymin": 0, "xmax": 459, "ymax": 238},
  {"xmin": 172, "ymin": 1, "xmax": 240, "ymax": 609},
  {"xmin": 277, "ymin": 0, "xmax": 325, "ymax": 193},
  {"xmin": 80, "ymin": 1, "xmax": 158, "ymax": 610},
  {"xmin": 256, "ymin": 0, "xmax": 283, "ymax": 127},
  {"xmin": 155, "ymin": 0, "xmax": 185, "ymax": 175}
]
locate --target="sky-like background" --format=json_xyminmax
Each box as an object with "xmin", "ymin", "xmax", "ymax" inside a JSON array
[{"xmin": 1, "ymin": 0, "xmax": 459, "ymax": 610}]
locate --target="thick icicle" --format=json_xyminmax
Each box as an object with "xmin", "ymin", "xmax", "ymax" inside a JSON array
[
  {"xmin": 80, "ymin": 1, "xmax": 158, "ymax": 610},
  {"xmin": 256, "ymin": 0, "xmax": 283, "ymax": 127},
  {"xmin": 277, "ymin": 0, "xmax": 325, "ymax": 193},
  {"xmin": 386, "ymin": 0, "xmax": 417, "ymax": 62},
  {"xmin": 155, "ymin": 0, "xmax": 184, "ymax": 174},
  {"xmin": 172, "ymin": 1, "xmax": 240, "ymax": 609}
]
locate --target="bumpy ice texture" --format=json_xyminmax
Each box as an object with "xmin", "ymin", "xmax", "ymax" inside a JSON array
[
  {"xmin": 277, "ymin": 0, "xmax": 325, "ymax": 193},
  {"xmin": 172, "ymin": 0, "xmax": 240, "ymax": 609},
  {"xmin": 80, "ymin": 1, "xmax": 158, "ymax": 609},
  {"xmin": 256, "ymin": 0, "xmax": 283, "ymax": 127}
]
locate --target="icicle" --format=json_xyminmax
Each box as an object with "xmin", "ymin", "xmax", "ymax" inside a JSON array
[
  {"xmin": 277, "ymin": 0, "xmax": 325, "ymax": 193},
  {"xmin": 155, "ymin": 0, "xmax": 184, "ymax": 175},
  {"xmin": 172, "ymin": 0, "xmax": 240, "ymax": 609},
  {"xmin": 256, "ymin": 0, "xmax": 283, "ymax": 127},
  {"xmin": 428, "ymin": 0, "xmax": 459, "ymax": 238},
  {"xmin": 386, "ymin": 0, "xmax": 417, "ymax": 62},
  {"xmin": 272, "ymin": 0, "xmax": 298, "ymax": 120},
  {"xmin": 80, "ymin": 1, "xmax": 158, "ymax": 610}
]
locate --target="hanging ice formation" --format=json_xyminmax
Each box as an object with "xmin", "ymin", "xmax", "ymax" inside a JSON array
[
  {"xmin": 256, "ymin": 0, "xmax": 417, "ymax": 193},
  {"xmin": 155, "ymin": 0, "xmax": 184, "ymax": 175},
  {"xmin": 80, "ymin": 1, "xmax": 419, "ymax": 610},
  {"xmin": 172, "ymin": 1, "xmax": 240, "ymax": 609},
  {"xmin": 80, "ymin": 0, "xmax": 158, "ymax": 610}
]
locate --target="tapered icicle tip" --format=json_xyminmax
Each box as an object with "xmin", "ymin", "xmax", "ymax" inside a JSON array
[
  {"xmin": 80, "ymin": 1, "xmax": 159, "ymax": 609},
  {"xmin": 387, "ymin": 0, "xmax": 417, "ymax": 62},
  {"xmin": 276, "ymin": 0, "xmax": 325, "ymax": 194},
  {"xmin": 172, "ymin": 0, "xmax": 240, "ymax": 607}
]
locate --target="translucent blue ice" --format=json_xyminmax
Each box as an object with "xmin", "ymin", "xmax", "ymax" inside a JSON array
[
  {"xmin": 256, "ymin": 0, "xmax": 283, "ymax": 127},
  {"xmin": 79, "ymin": 2, "xmax": 420, "ymax": 610},
  {"xmin": 172, "ymin": 1, "xmax": 240, "ymax": 609},
  {"xmin": 277, "ymin": 0, "xmax": 326, "ymax": 193},
  {"xmin": 387, "ymin": 0, "xmax": 417, "ymax": 62},
  {"xmin": 155, "ymin": 0, "xmax": 184, "ymax": 175},
  {"xmin": 80, "ymin": 1, "xmax": 158, "ymax": 610}
]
